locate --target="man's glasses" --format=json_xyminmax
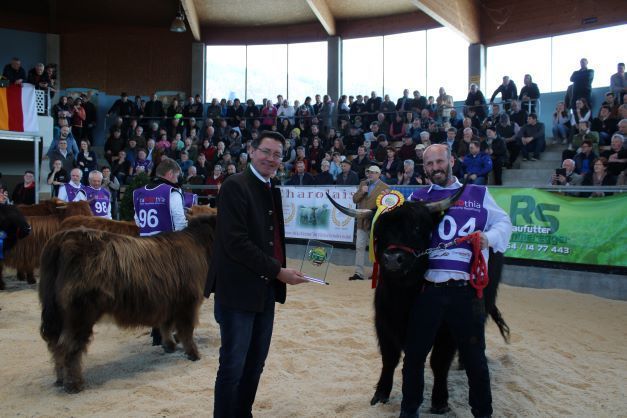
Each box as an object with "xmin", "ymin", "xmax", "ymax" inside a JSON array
[{"xmin": 257, "ymin": 148, "xmax": 283, "ymax": 161}]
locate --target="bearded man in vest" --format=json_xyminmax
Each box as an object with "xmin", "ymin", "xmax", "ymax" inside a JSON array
[
  {"xmin": 400, "ymin": 144, "xmax": 512, "ymax": 418},
  {"xmin": 58, "ymin": 168, "xmax": 87, "ymax": 202}
]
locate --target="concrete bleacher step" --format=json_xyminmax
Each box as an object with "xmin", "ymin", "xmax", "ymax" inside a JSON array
[{"xmin": 500, "ymin": 140, "xmax": 564, "ymax": 187}]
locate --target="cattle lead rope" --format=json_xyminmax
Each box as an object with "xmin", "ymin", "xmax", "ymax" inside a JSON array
[
  {"xmin": 453, "ymin": 231, "xmax": 489, "ymax": 299},
  {"xmin": 372, "ymin": 231, "xmax": 489, "ymax": 298}
]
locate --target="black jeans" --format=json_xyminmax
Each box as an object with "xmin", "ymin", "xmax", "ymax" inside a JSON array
[
  {"xmin": 214, "ymin": 286, "xmax": 275, "ymax": 418},
  {"xmin": 401, "ymin": 285, "xmax": 492, "ymax": 417}
]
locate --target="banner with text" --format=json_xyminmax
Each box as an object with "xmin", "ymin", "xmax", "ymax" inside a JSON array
[
  {"xmin": 490, "ymin": 188, "xmax": 626, "ymax": 267},
  {"xmin": 280, "ymin": 186, "xmax": 357, "ymax": 243}
]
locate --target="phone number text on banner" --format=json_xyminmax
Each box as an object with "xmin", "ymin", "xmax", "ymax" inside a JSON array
[{"xmin": 279, "ymin": 186, "xmax": 357, "ymax": 243}]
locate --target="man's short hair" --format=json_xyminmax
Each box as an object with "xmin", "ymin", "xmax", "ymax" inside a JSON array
[
  {"xmin": 24, "ymin": 170, "xmax": 34, "ymax": 175},
  {"xmin": 601, "ymin": 105, "xmax": 612, "ymax": 112},
  {"xmin": 156, "ymin": 157, "xmax": 181, "ymax": 177},
  {"xmin": 528, "ymin": 113, "xmax": 538, "ymax": 120},
  {"xmin": 581, "ymin": 140, "xmax": 593, "ymax": 148},
  {"xmin": 89, "ymin": 170, "xmax": 103, "ymax": 180},
  {"xmin": 404, "ymin": 159, "xmax": 415, "ymax": 168},
  {"xmin": 579, "ymin": 120, "xmax": 590, "ymax": 127},
  {"xmin": 470, "ymin": 140, "xmax": 481, "ymax": 148},
  {"xmin": 447, "ymin": 127, "xmax": 457, "ymax": 134},
  {"xmin": 252, "ymin": 130, "xmax": 285, "ymax": 149}
]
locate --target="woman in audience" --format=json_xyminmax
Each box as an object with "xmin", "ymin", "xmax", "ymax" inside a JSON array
[
  {"xmin": 71, "ymin": 97, "xmax": 86, "ymax": 140},
  {"xmin": 281, "ymin": 140, "xmax": 296, "ymax": 173},
  {"xmin": 53, "ymin": 95, "xmax": 71, "ymax": 123},
  {"xmin": 570, "ymin": 98, "xmax": 591, "ymax": 127},
  {"xmin": 47, "ymin": 159, "xmax": 67, "ymax": 197},
  {"xmin": 552, "ymin": 101, "xmax": 571, "ymax": 145},
  {"xmin": 261, "ymin": 100, "xmax": 277, "ymax": 130},
  {"xmin": 380, "ymin": 146, "xmax": 401, "ymax": 184},
  {"xmin": 389, "ymin": 112, "xmax": 406, "ymax": 141},
  {"xmin": 329, "ymin": 152, "xmax": 343, "ymax": 181},
  {"xmin": 166, "ymin": 98, "xmax": 183, "ymax": 119},
  {"xmin": 182, "ymin": 137, "xmax": 198, "ymax": 161},
  {"xmin": 308, "ymin": 137, "xmax": 323, "ymax": 173},
  {"xmin": 581, "ymin": 157, "xmax": 617, "ymax": 197},
  {"xmin": 76, "ymin": 139, "xmax": 98, "ymax": 185},
  {"xmin": 155, "ymin": 133, "xmax": 171, "ymax": 151},
  {"xmin": 330, "ymin": 137, "xmax": 345, "ymax": 156},
  {"xmin": 278, "ymin": 118, "xmax": 292, "ymax": 139}
]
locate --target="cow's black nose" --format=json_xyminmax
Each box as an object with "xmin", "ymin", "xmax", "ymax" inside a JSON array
[{"xmin": 382, "ymin": 252, "xmax": 404, "ymax": 271}]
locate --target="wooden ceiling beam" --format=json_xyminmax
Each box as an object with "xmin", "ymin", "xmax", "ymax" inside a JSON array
[
  {"xmin": 182, "ymin": 0, "xmax": 201, "ymax": 41},
  {"xmin": 409, "ymin": 0, "xmax": 480, "ymax": 44},
  {"xmin": 305, "ymin": 0, "xmax": 336, "ymax": 36}
]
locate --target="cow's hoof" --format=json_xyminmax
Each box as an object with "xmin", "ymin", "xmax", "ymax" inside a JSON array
[
  {"xmin": 0, "ymin": 280, "xmax": 5, "ymax": 290},
  {"xmin": 54, "ymin": 378, "xmax": 63, "ymax": 387},
  {"xmin": 17, "ymin": 272, "xmax": 26, "ymax": 281},
  {"xmin": 430, "ymin": 404, "xmax": 451, "ymax": 414},
  {"xmin": 162, "ymin": 344, "xmax": 176, "ymax": 353},
  {"xmin": 370, "ymin": 393, "xmax": 389, "ymax": 405},
  {"xmin": 27, "ymin": 277, "xmax": 36, "ymax": 285},
  {"xmin": 63, "ymin": 381, "xmax": 84, "ymax": 394},
  {"xmin": 186, "ymin": 352, "xmax": 200, "ymax": 361}
]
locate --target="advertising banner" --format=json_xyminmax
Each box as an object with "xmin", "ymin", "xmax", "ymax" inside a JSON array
[
  {"xmin": 490, "ymin": 188, "xmax": 627, "ymax": 267},
  {"xmin": 280, "ymin": 186, "xmax": 357, "ymax": 243}
]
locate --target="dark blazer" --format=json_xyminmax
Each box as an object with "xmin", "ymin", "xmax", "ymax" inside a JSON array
[
  {"xmin": 314, "ymin": 171, "xmax": 334, "ymax": 185},
  {"xmin": 335, "ymin": 170, "xmax": 360, "ymax": 185},
  {"xmin": 204, "ymin": 167, "xmax": 286, "ymax": 312}
]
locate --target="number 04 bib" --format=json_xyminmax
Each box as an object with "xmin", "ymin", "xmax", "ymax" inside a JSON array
[{"xmin": 411, "ymin": 185, "xmax": 487, "ymax": 274}]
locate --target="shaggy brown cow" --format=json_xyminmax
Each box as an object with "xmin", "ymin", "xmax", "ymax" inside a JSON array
[
  {"xmin": 59, "ymin": 216, "xmax": 140, "ymax": 236},
  {"xmin": 39, "ymin": 215, "xmax": 216, "ymax": 393},
  {"xmin": 17, "ymin": 198, "xmax": 69, "ymax": 216},
  {"xmin": 0, "ymin": 200, "xmax": 92, "ymax": 286}
]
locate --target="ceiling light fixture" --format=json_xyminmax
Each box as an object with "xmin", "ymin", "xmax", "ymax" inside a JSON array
[{"xmin": 170, "ymin": 2, "xmax": 187, "ymax": 33}]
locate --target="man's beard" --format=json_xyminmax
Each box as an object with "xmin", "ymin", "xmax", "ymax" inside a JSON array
[{"xmin": 427, "ymin": 164, "xmax": 451, "ymax": 187}]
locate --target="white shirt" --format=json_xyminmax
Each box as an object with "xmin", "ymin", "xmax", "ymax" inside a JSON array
[
  {"xmin": 57, "ymin": 181, "xmax": 87, "ymax": 202},
  {"xmin": 169, "ymin": 189, "xmax": 187, "ymax": 231},
  {"xmin": 424, "ymin": 178, "xmax": 512, "ymax": 282},
  {"xmin": 250, "ymin": 163, "xmax": 271, "ymax": 185}
]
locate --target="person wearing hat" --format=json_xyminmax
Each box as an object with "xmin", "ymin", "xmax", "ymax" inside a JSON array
[
  {"xmin": 335, "ymin": 159, "xmax": 360, "ymax": 186},
  {"xmin": 349, "ymin": 165, "xmax": 388, "ymax": 281}
]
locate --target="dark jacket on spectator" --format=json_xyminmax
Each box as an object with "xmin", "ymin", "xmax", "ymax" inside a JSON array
[
  {"xmin": 462, "ymin": 152, "xmax": 493, "ymax": 178},
  {"xmin": 26, "ymin": 68, "xmax": 50, "ymax": 89},
  {"xmin": 351, "ymin": 156, "xmax": 372, "ymax": 180},
  {"xmin": 11, "ymin": 182, "xmax": 36, "ymax": 205},
  {"xmin": 574, "ymin": 151, "xmax": 598, "ymax": 175},
  {"xmin": 2, "ymin": 64, "xmax": 26, "ymax": 84},
  {"xmin": 490, "ymin": 81, "xmax": 518, "ymax": 104},
  {"xmin": 286, "ymin": 172, "xmax": 315, "ymax": 186},
  {"xmin": 108, "ymin": 99, "xmax": 134, "ymax": 118},
  {"xmin": 48, "ymin": 149, "xmax": 75, "ymax": 174},
  {"xmin": 335, "ymin": 170, "xmax": 360, "ymax": 186},
  {"xmin": 144, "ymin": 99, "xmax": 165, "ymax": 119},
  {"xmin": 314, "ymin": 171, "xmax": 334, "ymax": 186}
]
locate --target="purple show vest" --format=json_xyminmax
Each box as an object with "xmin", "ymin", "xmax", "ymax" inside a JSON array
[
  {"xmin": 84, "ymin": 186, "xmax": 111, "ymax": 217},
  {"xmin": 133, "ymin": 183, "xmax": 179, "ymax": 236},
  {"xmin": 64, "ymin": 183, "xmax": 85, "ymax": 201},
  {"xmin": 410, "ymin": 185, "xmax": 487, "ymax": 274},
  {"xmin": 183, "ymin": 192, "xmax": 198, "ymax": 209},
  {"xmin": 134, "ymin": 158, "xmax": 152, "ymax": 173}
]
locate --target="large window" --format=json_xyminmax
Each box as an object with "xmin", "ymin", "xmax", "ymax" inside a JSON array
[
  {"xmin": 426, "ymin": 27, "xmax": 469, "ymax": 101},
  {"xmin": 288, "ymin": 41, "xmax": 327, "ymax": 103},
  {"xmin": 486, "ymin": 24, "xmax": 627, "ymax": 95},
  {"xmin": 342, "ymin": 36, "xmax": 384, "ymax": 97},
  {"xmin": 205, "ymin": 45, "xmax": 246, "ymax": 101},
  {"xmin": 246, "ymin": 44, "xmax": 287, "ymax": 103},
  {"xmin": 383, "ymin": 31, "xmax": 426, "ymax": 100},
  {"xmin": 551, "ymin": 25, "xmax": 627, "ymax": 92},
  {"xmin": 486, "ymin": 38, "xmax": 551, "ymax": 99}
]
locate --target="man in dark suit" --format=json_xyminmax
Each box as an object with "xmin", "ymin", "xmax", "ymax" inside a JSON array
[
  {"xmin": 335, "ymin": 160, "xmax": 360, "ymax": 185},
  {"xmin": 205, "ymin": 131, "xmax": 306, "ymax": 418},
  {"xmin": 285, "ymin": 160, "xmax": 315, "ymax": 185}
]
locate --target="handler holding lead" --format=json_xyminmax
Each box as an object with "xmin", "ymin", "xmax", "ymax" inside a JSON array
[
  {"xmin": 400, "ymin": 144, "xmax": 512, "ymax": 418},
  {"xmin": 133, "ymin": 157, "xmax": 187, "ymax": 346}
]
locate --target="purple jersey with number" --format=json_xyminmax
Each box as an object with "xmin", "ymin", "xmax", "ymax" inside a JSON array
[
  {"xmin": 183, "ymin": 192, "xmax": 198, "ymax": 209},
  {"xmin": 133, "ymin": 183, "xmax": 177, "ymax": 236},
  {"xmin": 134, "ymin": 158, "xmax": 152, "ymax": 173},
  {"xmin": 64, "ymin": 183, "xmax": 85, "ymax": 201},
  {"xmin": 410, "ymin": 185, "xmax": 487, "ymax": 274},
  {"xmin": 84, "ymin": 186, "xmax": 111, "ymax": 217}
]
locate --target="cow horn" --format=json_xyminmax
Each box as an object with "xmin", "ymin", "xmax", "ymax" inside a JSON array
[
  {"xmin": 424, "ymin": 182, "xmax": 467, "ymax": 213},
  {"xmin": 326, "ymin": 193, "xmax": 375, "ymax": 220}
]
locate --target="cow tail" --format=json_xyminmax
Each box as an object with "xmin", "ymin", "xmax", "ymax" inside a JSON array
[
  {"xmin": 39, "ymin": 238, "xmax": 63, "ymax": 344},
  {"xmin": 489, "ymin": 305, "xmax": 510, "ymax": 344}
]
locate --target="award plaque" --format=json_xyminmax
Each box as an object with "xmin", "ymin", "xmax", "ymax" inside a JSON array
[{"xmin": 299, "ymin": 240, "xmax": 333, "ymax": 285}]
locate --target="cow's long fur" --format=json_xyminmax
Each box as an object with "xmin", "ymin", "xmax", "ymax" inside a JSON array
[
  {"xmin": 369, "ymin": 202, "xmax": 510, "ymax": 412},
  {"xmin": 59, "ymin": 216, "xmax": 139, "ymax": 236},
  {"xmin": 0, "ymin": 200, "xmax": 92, "ymax": 285},
  {"xmin": 39, "ymin": 215, "xmax": 216, "ymax": 393}
]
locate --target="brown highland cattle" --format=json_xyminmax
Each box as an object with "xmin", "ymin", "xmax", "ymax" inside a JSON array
[
  {"xmin": 0, "ymin": 200, "xmax": 92, "ymax": 286},
  {"xmin": 59, "ymin": 216, "xmax": 140, "ymax": 236},
  {"xmin": 39, "ymin": 215, "xmax": 216, "ymax": 393}
]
